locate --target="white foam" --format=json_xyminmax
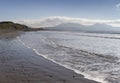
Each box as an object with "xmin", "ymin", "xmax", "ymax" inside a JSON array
[
  {"xmin": 37, "ymin": 51, "xmax": 107, "ymax": 83},
  {"xmin": 17, "ymin": 37, "xmax": 108, "ymax": 83},
  {"xmin": 74, "ymin": 70, "xmax": 107, "ymax": 83}
]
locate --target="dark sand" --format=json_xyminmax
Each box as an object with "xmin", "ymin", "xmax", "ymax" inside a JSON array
[{"xmin": 0, "ymin": 32, "xmax": 99, "ymax": 83}]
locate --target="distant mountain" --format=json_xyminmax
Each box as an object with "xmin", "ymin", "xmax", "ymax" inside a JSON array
[
  {"xmin": 49, "ymin": 22, "xmax": 120, "ymax": 33},
  {"xmin": 49, "ymin": 23, "xmax": 85, "ymax": 31},
  {"xmin": 15, "ymin": 16, "xmax": 120, "ymax": 28}
]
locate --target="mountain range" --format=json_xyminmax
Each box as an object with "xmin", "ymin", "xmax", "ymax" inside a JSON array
[
  {"xmin": 47, "ymin": 22, "xmax": 120, "ymax": 33},
  {"xmin": 1, "ymin": 19, "xmax": 120, "ymax": 34}
]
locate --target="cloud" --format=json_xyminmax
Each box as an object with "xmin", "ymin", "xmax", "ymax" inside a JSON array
[
  {"xmin": 116, "ymin": 3, "xmax": 120, "ymax": 11},
  {"xmin": 13, "ymin": 16, "xmax": 120, "ymax": 28}
]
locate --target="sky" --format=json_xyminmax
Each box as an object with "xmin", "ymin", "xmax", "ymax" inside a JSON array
[{"xmin": 0, "ymin": 0, "xmax": 120, "ymax": 20}]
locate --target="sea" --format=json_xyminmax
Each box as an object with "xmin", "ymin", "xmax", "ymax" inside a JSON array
[{"xmin": 17, "ymin": 31, "xmax": 120, "ymax": 83}]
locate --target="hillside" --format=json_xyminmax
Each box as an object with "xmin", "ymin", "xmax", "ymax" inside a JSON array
[
  {"xmin": 0, "ymin": 21, "xmax": 44, "ymax": 32},
  {"xmin": 0, "ymin": 21, "xmax": 29, "ymax": 31}
]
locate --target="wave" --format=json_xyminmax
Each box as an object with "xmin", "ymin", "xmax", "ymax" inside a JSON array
[
  {"xmin": 16, "ymin": 31, "xmax": 120, "ymax": 83},
  {"xmin": 76, "ymin": 34, "xmax": 120, "ymax": 40},
  {"xmin": 48, "ymin": 31, "xmax": 120, "ymax": 40},
  {"xmin": 17, "ymin": 37, "xmax": 109, "ymax": 83}
]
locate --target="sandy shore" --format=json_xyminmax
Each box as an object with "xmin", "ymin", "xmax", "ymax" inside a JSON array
[
  {"xmin": 0, "ymin": 32, "xmax": 99, "ymax": 83},
  {"xmin": 0, "ymin": 30, "xmax": 22, "ymax": 39}
]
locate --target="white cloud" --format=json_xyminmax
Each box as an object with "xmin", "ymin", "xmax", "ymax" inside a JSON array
[{"xmin": 13, "ymin": 16, "xmax": 120, "ymax": 28}]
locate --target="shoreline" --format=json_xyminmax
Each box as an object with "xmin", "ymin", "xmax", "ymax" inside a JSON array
[
  {"xmin": 0, "ymin": 32, "xmax": 100, "ymax": 83},
  {"xmin": 0, "ymin": 30, "xmax": 22, "ymax": 39},
  {"xmin": 32, "ymin": 48, "xmax": 102, "ymax": 83}
]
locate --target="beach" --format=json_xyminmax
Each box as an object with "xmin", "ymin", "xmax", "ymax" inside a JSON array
[{"xmin": 0, "ymin": 32, "xmax": 99, "ymax": 83}]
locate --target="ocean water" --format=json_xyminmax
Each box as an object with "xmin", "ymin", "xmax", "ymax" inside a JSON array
[{"xmin": 17, "ymin": 31, "xmax": 120, "ymax": 83}]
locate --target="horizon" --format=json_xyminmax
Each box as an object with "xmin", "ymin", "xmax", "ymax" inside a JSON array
[
  {"xmin": 12, "ymin": 16, "xmax": 120, "ymax": 28},
  {"xmin": 0, "ymin": 0, "xmax": 120, "ymax": 28},
  {"xmin": 1, "ymin": 16, "xmax": 120, "ymax": 28}
]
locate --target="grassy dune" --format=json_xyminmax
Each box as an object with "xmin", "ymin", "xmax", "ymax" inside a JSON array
[{"xmin": 0, "ymin": 21, "xmax": 44, "ymax": 33}]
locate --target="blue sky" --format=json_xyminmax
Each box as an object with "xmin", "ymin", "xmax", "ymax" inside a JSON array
[{"xmin": 0, "ymin": 0, "xmax": 120, "ymax": 20}]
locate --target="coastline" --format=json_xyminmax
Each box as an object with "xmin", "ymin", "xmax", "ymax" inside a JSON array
[{"xmin": 0, "ymin": 32, "xmax": 100, "ymax": 83}]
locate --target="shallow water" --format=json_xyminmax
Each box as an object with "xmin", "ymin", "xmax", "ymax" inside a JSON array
[{"xmin": 18, "ymin": 31, "xmax": 120, "ymax": 83}]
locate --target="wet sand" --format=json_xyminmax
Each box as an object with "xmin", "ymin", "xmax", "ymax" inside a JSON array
[{"xmin": 0, "ymin": 32, "xmax": 99, "ymax": 83}]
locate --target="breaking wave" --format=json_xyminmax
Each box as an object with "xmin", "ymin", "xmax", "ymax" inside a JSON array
[{"xmin": 17, "ymin": 31, "xmax": 120, "ymax": 83}]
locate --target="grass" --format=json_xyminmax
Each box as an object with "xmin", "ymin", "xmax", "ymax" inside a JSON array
[{"xmin": 0, "ymin": 21, "xmax": 29, "ymax": 31}]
